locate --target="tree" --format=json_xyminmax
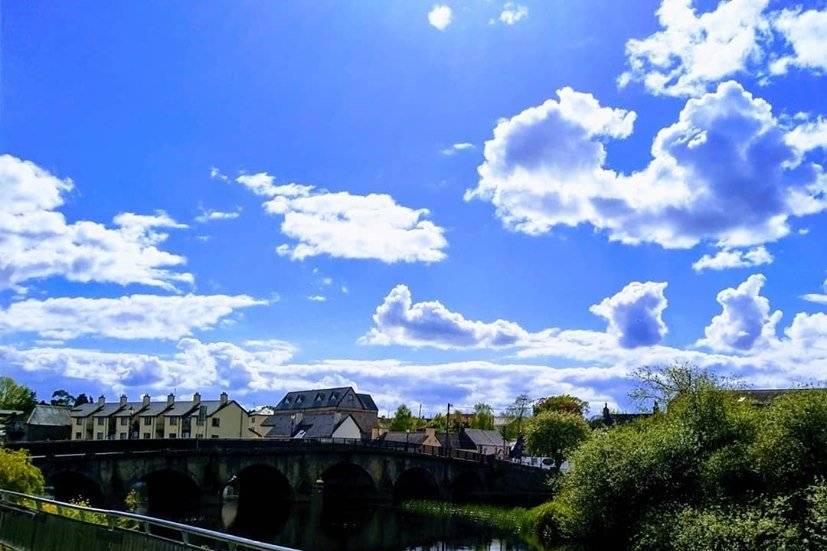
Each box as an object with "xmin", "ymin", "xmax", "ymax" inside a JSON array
[
  {"xmin": 500, "ymin": 393, "xmax": 532, "ymax": 440},
  {"xmin": 429, "ymin": 412, "xmax": 447, "ymax": 431},
  {"xmin": 74, "ymin": 394, "xmax": 90, "ymax": 406},
  {"xmin": 630, "ymin": 362, "xmax": 731, "ymax": 406},
  {"xmin": 534, "ymin": 394, "xmax": 589, "ymax": 416},
  {"xmin": 470, "ymin": 403, "xmax": 495, "ymax": 430},
  {"xmin": 0, "ymin": 449, "xmax": 45, "ymax": 494},
  {"xmin": 0, "ymin": 377, "xmax": 37, "ymax": 414},
  {"xmin": 525, "ymin": 410, "xmax": 590, "ymax": 469},
  {"xmin": 50, "ymin": 389, "xmax": 75, "ymax": 407},
  {"xmin": 389, "ymin": 404, "xmax": 417, "ymax": 431}
]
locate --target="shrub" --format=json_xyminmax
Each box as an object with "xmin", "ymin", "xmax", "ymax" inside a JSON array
[{"xmin": 0, "ymin": 448, "xmax": 45, "ymax": 495}]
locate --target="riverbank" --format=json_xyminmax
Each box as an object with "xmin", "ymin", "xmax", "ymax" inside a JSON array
[{"xmin": 400, "ymin": 500, "xmax": 566, "ymax": 550}]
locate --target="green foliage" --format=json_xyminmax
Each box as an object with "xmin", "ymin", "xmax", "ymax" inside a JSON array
[
  {"xmin": 533, "ymin": 366, "xmax": 827, "ymax": 549},
  {"xmin": 50, "ymin": 389, "xmax": 75, "ymax": 407},
  {"xmin": 499, "ymin": 393, "xmax": 532, "ymax": 440},
  {"xmin": 0, "ymin": 376, "xmax": 37, "ymax": 414},
  {"xmin": 401, "ymin": 500, "xmax": 535, "ymax": 538},
  {"xmin": 470, "ymin": 403, "xmax": 495, "ymax": 430},
  {"xmin": 0, "ymin": 448, "xmax": 45, "ymax": 494},
  {"xmin": 525, "ymin": 410, "xmax": 590, "ymax": 470},
  {"xmin": 389, "ymin": 404, "xmax": 417, "ymax": 431},
  {"xmin": 534, "ymin": 394, "xmax": 589, "ymax": 416}
]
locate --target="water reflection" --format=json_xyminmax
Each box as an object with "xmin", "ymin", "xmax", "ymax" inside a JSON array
[{"xmin": 199, "ymin": 498, "xmax": 542, "ymax": 551}]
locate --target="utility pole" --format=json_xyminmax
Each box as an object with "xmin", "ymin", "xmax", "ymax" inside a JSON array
[
  {"xmin": 446, "ymin": 403, "xmax": 452, "ymax": 453},
  {"xmin": 418, "ymin": 403, "xmax": 422, "ymax": 419}
]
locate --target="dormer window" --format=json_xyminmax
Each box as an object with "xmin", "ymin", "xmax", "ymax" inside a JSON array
[
  {"xmin": 315, "ymin": 393, "xmax": 324, "ymax": 402},
  {"xmin": 296, "ymin": 396, "xmax": 304, "ymax": 404},
  {"xmin": 331, "ymin": 392, "xmax": 338, "ymax": 400},
  {"xmin": 284, "ymin": 398, "xmax": 291, "ymax": 405}
]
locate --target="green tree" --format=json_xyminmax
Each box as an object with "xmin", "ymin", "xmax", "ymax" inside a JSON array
[
  {"xmin": 389, "ymin": 404, "xmax": 417, "ymax": 431},
  {"xmin": 0, "ymin": 449, "xmax": 45, "ymax": 494},
  {"xmin": 0, "ymin": 377, "xmax": 37, "ymax": 414},
  {"xmin": 470, "ymin": 403, "xmax": 495, "ymax": 430},
  {"xmin": 534, "ymin": 394, "xmax": 589, "ymax": 416},
  {"xmin": 500, "ymin": 393, "xmax": 532, "ymax": 440},
  {"xmin": 525, "ymin": 410, "xmax": 590, "ymax": 469},
  {"xmin": 429, "ymin": 412, "xmax": 447, "ymax": 431},
  {"xmin": 50, "ymin": 389, "xmax": 75, "ymax": 407}
]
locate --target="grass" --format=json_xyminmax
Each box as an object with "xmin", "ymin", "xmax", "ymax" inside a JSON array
[{"xmin": 400, "ymin": 499, "xmax": 536, "ymax": 538}]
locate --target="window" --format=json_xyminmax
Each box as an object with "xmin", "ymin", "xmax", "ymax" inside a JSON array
[
  {"xmin": 119, "ymin": 433, "xmax": 126, "ymax": 440},
  {"xmin": 96, "ymin": 432, "xmax": 103, "ymax": 440},
  {"xmin": 142, "ymin": 433, "xmax": 150, "ymax": 439},
  {"xmin": 120, "ymin": 417, "xmax": 128, "ymax": 426},
  {"xmin": 169, "ymin": 433, "xmax": 177, "ymax": 439},
  {"xmin": 143, "ymin": 417, "xmax": 151, "ymax": 425},
  {"xmin": 75, "ymin": 432, "xmax": 81, "ymax": 439},
  {"xmin": 196, "ymin": 418, "xmax": 204, "ymax": 426},
  {"xmin": 169, "ymin": 417, "xmax": 178, "ymax": 425},
  {"xmin": 75, "ymin": 418, "xmax": 82, "ymax": 426},
  {"xmin": 211, "ymin": 434, "xmax": 219, "ymax": 439},
  {"xmin": 211, "ymin": 418, "xmax": 220, "ymax": 427},
  {"xmin": 96, "ymin": 418, "xmax": 104, "ymax": 426}
]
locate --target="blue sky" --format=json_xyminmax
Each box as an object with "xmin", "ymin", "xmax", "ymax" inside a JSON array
[{"xmin": 1, "ymin": 0, "xmax": 826, "ymax": 416}]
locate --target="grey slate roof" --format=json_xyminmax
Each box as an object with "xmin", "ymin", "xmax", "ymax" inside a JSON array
[
  {"xmin": 264, "ymin": 412, "xmax": 353, "ymax": 439},
  {"xmin": 380, "ymin": 431, "xmax": 430, "ymax": 445},
  {"xmin": 27, "ymin": 405, "xmax": 71, "ymax": 427},
  {"xmin": 164, "ymin": 401, "xmax": 201, "ymax": 417},
  {"xmin": 139, "ymin": 401, "xmax": 174, "ymax": 417},
  {"xmin": 274, "ymin": 387, "xmax": 377, "ymax": 412},
  {"xmin": 462, "ymin": 428, "xmax": 507, "ymax": 448},
  {"xmin": 185, "ymin": 400, "xmax": 230, "ymax": 417},
  {"xmin": 92, "ymin": 403, "xmax": 129, "ymax": 418},
  {"xmin": 113, "ymin": 402, "xmax": 149, "ymax": 417},
  {"xmin": 69, "ymin": 402, "xmax": 104, "ymax": 418}
]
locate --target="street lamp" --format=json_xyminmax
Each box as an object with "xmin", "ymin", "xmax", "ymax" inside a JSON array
[{"xmin": 405, "ymin": 428, "xmax": 410, "ymax": 452}]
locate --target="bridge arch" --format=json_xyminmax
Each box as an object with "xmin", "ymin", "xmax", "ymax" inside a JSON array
[
  {"xmin": 451, "ymin": 470, "xmax": 486, "ymax": 503},
  {"xmin": 48, "ymin": 471, "xmax": 104, "ymax": 506},
  {"xmin": 393, "ymin": 467, "xmax": 440, "ymax": 502},
  {"xmin": 320, "ymin": 462, "xmax": 378, "ymax": 502},
  {"xmin": 140, "ymin": 468, "xmax": 201, "ymax": 520}
]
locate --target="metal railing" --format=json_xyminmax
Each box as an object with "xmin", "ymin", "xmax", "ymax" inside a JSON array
[{"xmin": 0, "ymin": 489, "xmax": 299, "ymax": 551}]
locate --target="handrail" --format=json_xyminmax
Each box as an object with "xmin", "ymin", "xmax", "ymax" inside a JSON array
[{"xmin": 0, "ymin": 489, "xmax": 299, "ymax": 551}]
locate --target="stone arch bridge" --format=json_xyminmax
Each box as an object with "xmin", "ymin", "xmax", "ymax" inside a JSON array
[{"xmin": 11, "ymin": 439, "xmax": 550, "ymax": 516}]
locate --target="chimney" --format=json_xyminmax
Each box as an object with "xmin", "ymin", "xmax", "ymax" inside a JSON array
[
  {"xmin": 98, "ymin": 395, "xmax": 105, "ymax": 405},
  {"xmin": 193, "ymin": 392, "xmax": 201, "ymax": 403},
  {"xmin": 167, "ymin": 393, "xmax": 175, "ymax": 405},
  {"xmin": 119, "ymin": 394, "xmax": 127, "ymax": 405},
  {"xmin": 142, "ymin": 394, "xmax": 150, "ymax": 406},
  {"xmin": 220, "ymin": 392, "xmax": 228, "ymax": 405}
]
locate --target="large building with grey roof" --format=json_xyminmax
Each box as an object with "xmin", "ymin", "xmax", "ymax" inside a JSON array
[{"xmin": 263, "ymin": 387, "xmax": 378, "ymax": 438}]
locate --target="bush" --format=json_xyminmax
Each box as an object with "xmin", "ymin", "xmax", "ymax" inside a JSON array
[
  {"xmin": 634, "ymin": 502, "xmax": 805, "ymax": 551},
  {"xmin": 0, "ymin": 448, "xmax": 45, "ymax": 495},
  {"xmin": 525, "ymin": 410, "xmax": 590, "ymax": 470}
]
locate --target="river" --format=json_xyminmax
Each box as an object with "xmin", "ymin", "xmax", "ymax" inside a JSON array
[{"xmin": 186, "ymin": 500, "xmax": 546, "ymax": 551}]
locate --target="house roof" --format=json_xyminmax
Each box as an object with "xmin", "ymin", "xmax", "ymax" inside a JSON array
[
  {"xmin": 250, "ymin": 406, "xmax": 275, "ymax": 416},
  {"xmin": 113, "ymin": 402, "xmax": 149, "ymax": 417},
  {"xmin": 69, "ymin": 402, "xmax": 104, "ymax": 418},
  {"xmin": 462, "ymin": 428, "xmax": 507, "ymax": 448},
  {"xmin": 274, "ymin": 387, "xmax": 377, "ymax": 412},
  {"xmin": 92, "ymin": 403, "xmax": 129, "ymax": 418},
  {"xmin": 728, "ymin": 388, "xmax": 827, "ymax": 404},
  {"xmin": 164, "ymin": 401, "xmax": 201, "ymax": 417},
  {"xmin": 139, "ymin": 401, "xmax": 174, "ymax": 417},
  {"xmin": 26, "ymin": 405, "xmax": 71, "ymax": 427},
  {"xmin": 380, "ymin": 431, "xmax": 431, "ymax": 445},
  {"xmin": 185, "ymin": 400, "xmax": 231, "ymax": 417},
  {"xmin": 264, "ymin": 412, "xmax": 354, "ymax": 439}
]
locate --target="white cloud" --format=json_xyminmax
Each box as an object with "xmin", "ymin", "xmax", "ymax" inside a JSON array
[
  {"xmin": 428, "ymin": 5, "xmax": 453, "ymax": 31},
  {"xmin": 0, "ymin": 294, "xmax": 265, "ymax": 340},
  {"xmin": 770, "ymin": 8, "xmax": 827, "ymax": 75},
  {"xmin": 589, "ymin": 282, "xmax": 669, "ymax": 349},
  {"xmin": 231, "ymin": 172, "xmax": 448, "ymax": 263},
  {"xmin": 467, "ymin": 81, "xmax": 827, "ymax": 257},
  {"xmin": 360, "ymin": 284, "xmax": 532, "ymax": 349},
  {"xmin": 785, "ymin": 116, "xmax": 827, "ymax": 156},
  {"xmin": 499, "ymin": 3, "xmax": 528, "ymax": 26},
  {"xmin": 307, "ymin": 295, "xmax": 327, "ymax": 302},
  {"xmin": 620, "ymin": 1, "xmax": 827, "ymax": 96},
  {"xmin": 194, "ymin": 207, "xmax": 241, "ymax": 224},
  {"xmin": 0, "ymin": 155, "xmax": 192, "ymax": 292},
  {"xmin": 700, "ymin": 274, "xmax": 782, "ymax": 352},
  {"xmin": 802, "ymin": 278, "xmax": 827, "ymax": 305},
  {"xmin": 692, "ymin": 246, "xmax": 773, "ymax": 272},
  {"xmin": 440, "ymin": 142, "xmax": 476, "ymax": 156},
  {"xmin": 209, "ymin": 167, "xmax": 229, "ymax": 182}
]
